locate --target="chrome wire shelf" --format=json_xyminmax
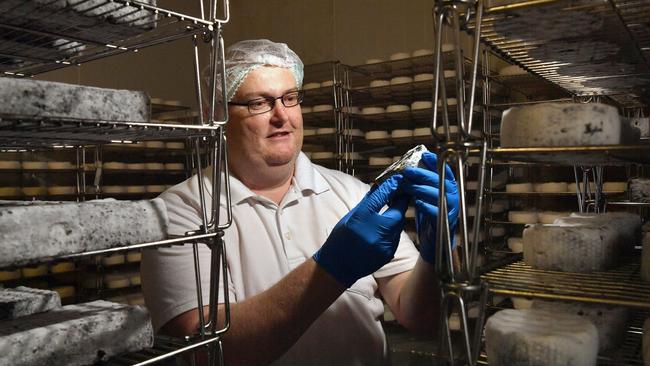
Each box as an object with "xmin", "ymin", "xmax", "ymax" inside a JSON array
[
  {"xmin": 472, "ymin": 0, "xmax": 650, "ymax": 108},
  {"xmin": 0, "ymin": 0, "xmax": 217, "ymax": 77},
  {"xmin": 482, "ymin": 260, "xmax": 650, "ymax": 309},
  {"xmin": 485, "ymin": 144, "xmax": 650, "ymax": 165},
  {"xmin": 0, "ymin": 114, "xmax": 219, "ymax": 148}
]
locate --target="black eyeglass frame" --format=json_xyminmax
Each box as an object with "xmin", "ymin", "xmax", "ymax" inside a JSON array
[{"xmin": 228, "ymin": 90, "xmax": 306, "ymax": 115}]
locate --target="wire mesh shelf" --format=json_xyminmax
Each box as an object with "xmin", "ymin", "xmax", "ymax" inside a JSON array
[{"xmin": 485, "ymin": 144, "xmax": 650, "ymax": 165}]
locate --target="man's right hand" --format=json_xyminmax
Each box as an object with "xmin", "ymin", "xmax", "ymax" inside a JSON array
[{"xmin": 313, "ymin": 175, "xmax": 410, "ymax": 288}]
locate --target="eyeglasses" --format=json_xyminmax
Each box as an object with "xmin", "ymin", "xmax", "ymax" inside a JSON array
[{"xmin": 228, "ymin": 90, "xmax": 305, "ymax": 115}]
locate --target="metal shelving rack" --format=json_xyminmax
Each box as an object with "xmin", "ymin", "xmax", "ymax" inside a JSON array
[{"xmin": 0, "ymin": 0, "xmax": 233, "ymax": 365}]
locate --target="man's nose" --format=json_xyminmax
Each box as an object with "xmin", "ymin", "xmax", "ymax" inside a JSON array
[{"xmin": 270, "ymin": 98, "xmax": 290, "ymax": 123}]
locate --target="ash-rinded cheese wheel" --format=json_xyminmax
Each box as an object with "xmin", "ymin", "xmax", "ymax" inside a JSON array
[
  {"xmin": 523, "ymin": 224, "xmax": 617, "ymax": 272},
  {"xmin": 532, "ymin": 300, "xmax": 629, "ymax": 351},
  {"xmin": 508, "ymin": 211, "xmax": 538, "ymax": 224},
  {"xmin": 0, "ymin": 286, "xmax": 61, "ymax": 320},
  {"xmin": 567, "ymin": 212, "xmax": 641, "ymax": 247},
  {"xmin": 508, "ymin": 237, "xmax": 524, "ymax": 253},
  {"xmin": 506, "ymin": 183, "xmax": 533, "ymax": 193},
  {"xmin": 533, "ymin": 182, "xmax": 569, "ymax": 193},
  {"xmin": 500, "ymin": 103, "xmax": 623, "ymax": 147},
  {"xmin": 311, "ymin": 152, "xmax": 334, "ymax": 160},
  {"xmin": 538, "ymin": 211, "xmax": 570, "ymax": 224},
  {"xmin": 631, "ymin": 178, "xmax": 650, "ymax": 203},
  {"xmin": 485, "ymin": 309, "xmax": 598, "ymax": 366}
]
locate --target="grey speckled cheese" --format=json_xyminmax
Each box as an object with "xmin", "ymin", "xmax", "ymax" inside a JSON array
[
  {"xmin": 531, "ymin": 300, "xmax": 629, "ymax": 351},
  {"xmin": 500, "ymin": 103, "xmax": 626, "ymax": 147},
  {"xmin": 0, "ymin": 287, "xmax": 61, "ymax": 320},
  {"xmin": 566, "ymin": 211, "xmax": 642, "ymax": 246},
  {"xmin": 0, "ymin": 199, "xmax": 168, "ymax": 268},
  {"xmin": 631, "ymin": 178, "xmax": 650, "ymax": 203},
  {"xmin": 0, "ymin": 78, "xmax": 150, "ymax": 122},
  {"xmin": 0, "ymin": 300, "xmax": 153, "ymax": 366},
  {"xmin": 523, "ymin": 224, "xmax": 617, "ymax": 272},
  {"xmin": 485, "ymin": 309, "xmax": 598, "ymax": 366}
]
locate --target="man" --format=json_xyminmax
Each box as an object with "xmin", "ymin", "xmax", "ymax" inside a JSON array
[{"xmin": 141, "ymin": 39, "xmax": 459, "ymax": 365}]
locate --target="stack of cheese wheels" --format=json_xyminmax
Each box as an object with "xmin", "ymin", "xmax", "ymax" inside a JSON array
[
  {"xmin": 533, "ymin": 182, "xmax": 569, "ymax": 193},
  {"xmin": 485, "ymin": 309, "xmax": 598, "ymax": 366},
  {"xmin": 500, "ymin": 103, "xmax": 628, "ymax": 147},
  {"xmin": 532, "ymin": 300, "xmax": 629, "ymax": 351}
]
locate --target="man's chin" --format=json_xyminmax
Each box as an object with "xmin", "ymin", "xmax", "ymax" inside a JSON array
[{"xmin": 265, "ymin": 152, "xmax": 297, "ymax": 167}]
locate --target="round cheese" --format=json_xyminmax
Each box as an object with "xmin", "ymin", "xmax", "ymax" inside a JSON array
[
  {"xmin": 165, "ymin": 142, "xmax": 185, "ymax": 149},
  {"xmin": 365, "ymin": 58, "xmax": 384, "ymax": 64},
  {"xmin": 51, "ymin": 261, "xmax": 75, "ymax": 274},
  {"xmin": 533, "ymin": 182, "xmax": 569, "ymax": 193},
  {"xmin": 506, "ymin": 183, "xmax": 533, "ymax": 193},
  {"xmin": 508, "ymin": 237, "xmax": 524, "ymax": 253},
  {"xmin": 311, "ymin": 152, "xmax": 334, "ymax": 160},
  {"xmin": 362, "ymin": 107, "xmax": 385, "ymax": 115},
  {"xmin": 390, "ymin": 76, "xmax": 413, "ymax": 85},
  {"xmin": 539, "ymin": 211, "xmax": 570, "ymax": 224},
  {"xmin": 312, "ymin": 104, "xmax": 334, "ymax": 112},
  {"xmin": 301, "ymin": 106, "xmax": 313, "ymax": 114},
  {"xmin": 485, "ymin": 309, "xmax": 598, "ymax": 366},
  {"xmin": 126, "ymin": 251, "xmax": 142, "ymax": 263},
  {"xmin": 391, "ymin": 129, "xmax": 413, "ymax": 138},
  {"xmin": 342, "ymin": 106, "xmax": 360, "ymax": 114},
  {"xmin": 145, "ymin": 141, "xmax": 165, "ymax": 149},
  {"xmin": 303, "ymin": 82, "xmax": 321, "ymax": 90},
  {"xmin": 52, "ymin": 286, "xmax": 75, "ymax": 299},
  {"xmin": 344, "ymin": 129, "xmax": 364, "ymax": 138},
  {"xmin": 0, "ymin": 161, "xmax": 21, "ymax": 169},
  {"xmin": 443, "ymin": 70, "xmax": 456, "ymax": 78},
  {"xmin": 316, "ymin": 128, "xmax": 336, "ymax": 135},
  {"xmin": 385, "ymin": 104, "xmax": 410, "ymax": 113},
  {"xmin": 103, "ymin": 162, "xmax": 126, "ymax": 170},
  {"xmin": 413, "ymin": 127, "xmax": 432, "ymax": 137},
  {"xmin": 441, "ymin": 98, "xmax": 457, "ymax": 106},
  {"xmin": 101, "ymin": 254, "xmax": 125, "ymax": 266},
  {"xmin": 511, "ymin": 297, "xmax": 534, "ymax": 310},
  {"xmin": 48, "ymin": 186, "xmax": 76, "ymax": 195},
  {"xmin": 164, "ymin": 163, "xmax": 185, "ymax": 170},
  {"xmin": 321, "ymin": 80, "xmax": 334, "ymax": 87},
  {"xmin": 47, "ymin": 161, "xmax": 75, "ymax": 169},
  {"xmin": 104, "ymin": 273, "xmax": 131, "ymax": 289},
  {"xmin": 411, "ymin": 49, "xmax": 433, "ymax": 57},
  {"xmin": 129, "ymin": 273, "xmax": 141, "ymax": 286},
  {"xmin": 411, "ymin": 101, "xmax": 433, "ymax": 110},
  {"xmin": 145, "ymin": 163, "xmax": 164, "ymax": 170},
  {"xmin": 0, "ymin": 187, "xmax": 21, "ymax": 197},
  {"xmin": 369, "ymin": 157, "xmax": 393, "ymax": 166},
  {"xmin": 22, "ymin": 161, "xmax": 48, "ymax": 170},
  {"xmin": 441, "ymin": 43, "xmax": 454, "ymax": 52},
  {"xmin": 102, "ymin": 186, "xmax": 126, "ymax": 194},
  {"xmin": 22, "ymin": 187, "xmax": 46, "ymax": 196},
  {"xmin": 303, "ymin": 128, "xmax": 316, "ymax": 136},
  {"xmin": 22, "ymin": 264, "xmax": 48, "ymax": 278},
  {"xmin": 500, "ymin": 103, "xmax": 622, "ymax": 147},
  {"xmin": 436, "ymin": 125, "xmax": 459, "ymax": 136},
  {"xmin": 509, "ymin": 211, "xmax": 538, "ymax": 224},
  {"xmin": 568, "ymin": 182, "xmax": 597, "ymax": 192},
  {"xmin": 125, "ymin": 186, "xmax": 146, "ymax": 194},
  {"xmin": 499, "ymin": 64, "xmax": 527, "ymax": 76},
  {"xmin": 343, "ymin": 152, "xmax": 363, "ymax": 160},
  {"xmin": 413, "ymin": 73, "xmax": 434, "ymax": 82},
  {"xmin": 603, "ymin": 181, "xmax": 627, "ymax": 192},
  {"xmin": 145, "ymin": 185, "xmax": 166, "ymax": 193},
  {"xmin": 369, "ymin": 80, "xmax": 390, "ymax": 88},
  {"xmin": 365, "ymin": 130, "xmax": 389, "ymax": 140},
  {"xmin": 0, "ymin": 270, "xmax": 21, "ymax": 281},
  {"xmin": 389, "ymin": 52, "xmax": 410, "ymax": 61}
]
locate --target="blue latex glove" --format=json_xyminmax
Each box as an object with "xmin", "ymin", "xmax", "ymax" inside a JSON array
[
  {"xmin": 401, "ymin": 152, "xmax": 459, "ymax": 265},
  {"xmin": 313, "ymin": 175, "xmax": 410, "ymax": 288}
]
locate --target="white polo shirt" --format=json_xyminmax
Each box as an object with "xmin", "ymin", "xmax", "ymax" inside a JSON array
[{"xmin": 141, "ymin": 152, "xmax": 419, "ymax": 365}]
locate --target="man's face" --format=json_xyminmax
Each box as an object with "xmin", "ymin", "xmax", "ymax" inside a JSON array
[{"xmin": 227, "ymin": 66, "xmax": 303, "ymax": 167}]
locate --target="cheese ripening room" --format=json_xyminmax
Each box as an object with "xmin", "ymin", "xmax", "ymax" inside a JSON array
[{"xmin": 1, "ymin": 0, "xmax": 650, "ymax": 365}]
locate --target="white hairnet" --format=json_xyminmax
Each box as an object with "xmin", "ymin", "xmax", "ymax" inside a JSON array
[{"xmin": 219, "ymin": 39, "xmax": 304, "ymax": 102}]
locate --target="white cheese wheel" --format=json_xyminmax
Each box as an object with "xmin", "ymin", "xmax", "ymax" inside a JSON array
[
  {"xmin": 52, "ymin": 286, "xmax": 75, "ymax": 299},
  {"xmin": 303, "ymin": 82, "xmax": 321, "ymax": 90},
  {"xmin": 0, "ymin": 270, "xmax": 21, "ymax": 281},
  {"xmin": 303, "ymin": 128, "xmax": 316, "ymax": 136},
  {"xmin": 485, "ymin": 309, "xmax": 598, "ymax": 366},
  {"xmin": 440, "ymin": 98, "xmax": 457, "ymax": 106},
  {"xmin": 361, "ymin": 106, "xmax": 385, "ymax": 115},
  {"xmin": 312, "ymin": 104, "xmax": 333, "ymax": 112},
  {"xmin": 22, "ymin": 265, "xmax": 48, "ymax": 278},
  {"xmin": 443, "ymin": 70, "xmax": 456, "ymax": 78},
  {"xmin": 0, "ymin": 187, "xmax": 20, "ymax": 197},
  {"xmin": 389, "ymin": 52, "xmax": 410, "ymax": 60},
  {"xmin": 533, "ymin": 182, "xmax": 569, "ymax": 193},
  {"xmin": 365, "ymin": 58, "xmax": 384, "ymax": 64},
  {"xmin": 523, "ymin": 224, "xmax": 618, "ymax": 272},
  {"xmin": 506, "ymin": 182, "xmax": 533, "ymax": 193},
  {"xmin": 341, "ymin": 106, "xmax": 360, "ymax": 114},
  {"xmin": 413, "ymin": 127, "xmax": 432, "ymax": 137},
  {"xmin": 436, "ymin": 125, "xmax": 460, "ymax": 135},
  {"xmin": 321, "ymin": 80, "xmax": 334, "ymax": 87},
  {"xmin": 312, "ymin": 152, "xmax": 334, "ymax": 160},
  {"xmin": 385, "ymin": 104, "xmax": 410, "ymax": 113},
  {"xmin": 21, "ymin": 161, "xmax": 48, "ymax": 170},
  {"xmin": 165, "ymin": 142, "xmax": 185, "ymax": 149},
  {"xmin": 0, "ymin": 161, "xmax": 21, "ymax": 169},
  {"xmin": 47, "ymin": 161, "xmax": 75, "ymax": 169},
  {"xmin": 413, "ymin": 73, "xmax": 434, "ymax": 82},
  {"xmin": 104, "ymin": 273, "xmax": 131, "ymax": 289},
  {"xmin": 101, "ymin": 186, "xmax": 125, "ymax": 194},
  {"xmin": 365, "ymin": 130, "xmax": 390, "ymax": 140},
  {"xmin": 125, "ymin": 186, "xmax": 146, "ymax": 194},
  {"xmin": 129, "ymin": 273, "xmax": 141, "ymax": 286},
  {"xmin": 344, "ymin": 129, "xmax": 364, "ymax": 137},
  {"xmin": 532, "ymin": 300, "xmax": 629, "ymax": 351},
  {"xmin": 22, "ymin": 187, "xmax": 46, "ymax": 196},
  {"xmin": 47, "ymin": 186, "xmax": 76, "ymax": 195},
  {"xmin": 103, "ymin": 161, "xmax": 126, "ymax": 170},
  {"xmin": 164, "ymin": 163, "xmax": 185, "ymax": 170},
  {"xmin": 500, "ymin": 103, "xmax": 623, "ymax": 147},
  {"xmin": 369, "ymin": 79, "xmax": 390, "ymax": 88},
  {"xmin": 499, "ymin": 64, "xmax": 528, "ymax": 76},
  {"xmin": 343, "ymin": 152, "xmax": 363, "ymax": 160},
  {"xmin": 508, "ymin": 211, "xmax": 538, "ymax": 224},
  {"xmin": 390, "ymin": 76, "xmax": 413, "ymax": 85},
  {"xmin": 538, "ymin": 211, "xmax": 570, "ymax": 224},
  {"xmin": 507, "ymin": 237, "xmax": 524, "ymax": 253},
  {"xmin": 145, "ymin": 141, "xmax": 165, "ymax": 148},
  {"xmin": 411, "ymin": 49, "xmax": 433, "ymax": 57},
  {"xmin": 145, "ymin": 163, "xmax": 164, "ymax": 170},
  {"xmin": 369, "ymin": 157, "xmax": 393, "ymax": 166},
  {"xmin": 145, "ymin": 185, "xmax": 166, "ymax": 193},
  {"xmin": 51, "ymin": 261, "xmax": 75, "ymax": 274},
  {"xmin": 301, "ymin": 106, "xmax": 312, "ymax": 114},
  {"xmin": 441, "ymin": 43, "xmax": 454, "ymax": 52},
  {"xmin": 316, "ymin": 128, "xmax": 336, "ymax": 135},
  {"xmin": 391, "ymin": 129, "xmax": 413, "ymax": 138},
  {"xmin": 411, "ymin": 101, "xmax": 433, "ymax": 110},
  {"xmin": 511, "ymin": 297, "xmax": 534, "ymax": 309},
  {"xmin": 568, "ymin": 182, "xmax": 597, "ymax": 192},
  {"xmin": 602, "ymin": 181, "xmax": 627, "ymax": 192},
  {"xmin": 126, "ymin": 251, "xmax": 142, "ymax": 263},
  {"xmin": 101, "ymin": 254, "xmax": 125, "ymax": 266}
]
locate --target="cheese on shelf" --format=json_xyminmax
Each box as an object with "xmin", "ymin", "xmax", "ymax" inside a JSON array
[
  {"xmin": 411, "ymin": 49, "xmax": 433, "ymax": 57},
  {"xmin": 164, "ymin": 163, "xmax": 185, "ymax": 171},
  {"xmin": 102, "ymin": 186, "xmax": 126, "ymax": 194},
  {"xmin": 391, "ymin": 129, "xmax": 413, "ymax": 139},
  {"xmin": 145, "ymin": 185, "xmax": 166, "ymax": 193},
  {"xmin": 365, "ymin": 58, "xmax": 384, "ymax": 64},
  {"xmin": 144, "ymin": 141, "xmax": 165, "ymax": 149},
  {"xmin": 511, "ymin": 297, "xmax": 534, "ymax": 310},
  {"xmin": 485, "ymin": 309, "xmax": 598, "ymax": 366},
  {"xmin": 104, "ymin": 273, "xmax": 131, "ymax": 289},
  {"xmin": 311, "ymin": 152, "xmax": 334, "ymax": 160},
  {"xmin": 390, "ymin": 76, "xmax": 413, "ymax": 85},
  {"xmin": 47, "ymin": 161, "xmax": 75, "ymax": 170},
  {"xmin": 500, "ymin": 103, "xmax": 627, "ymax": 147},
  {"xmin": 21, "ymin": 161, "xmax": 48, "ymax": 170},
  {"xmin": 21, "ymin": 264, "xmax": 48, "ymax": 278},
  {"xmin": 125, "ymin": 186, "xmax": 146, "ymax": 194},
  {"xmin": 47, "ymin": 186, "xmax": 76, "ymax": 196},
  {"xmin": 301, "ymin": 106, "xmax": 312, "ymax": 114},
  {"xmin": 145, "ymin": 163, "xmax": 164, "ymax": 170},
  {"xmin": 506, "ymin": 182, "xmax": 533, "ymax": 193},
  {"xmin": 533, "ymin": 182, "xmax": 569, "ymax": 193},
  {"xmin": 316, "ymin": 128, "xmax": 336, "ymax": 135},
  {"xmin": 411, "ymin": 101, "xmax": 433, "ymax": 110},
  {"xmin": 507, "ymin": 237, "xmax": 524, "ymax": 253},
  {"xmin": 0, "ymin": 270, "xmax": 21, "ymax": 281},
  {"xmin": 369, "ymin": 157, "xmax": 393, "ymax": 166},
  {"xmin": 302, "ymin": 82, "xmax": 321, "ymax": 90},
  {"xmin": 103, "ymin": 162, "xmax": 126, "ymax": 170},
  {"xmin": 165, "ymin": 142, "xmax": 185, "ymax": 149},
  {"xmin": 508, "ymin": 211, "xmax": 538, "ymax": 224},
  {"xmin": 22, "ymin": 187, "xmax": 47, "ymax": 196},
  {"xmin": 389, "ymin": 52, "xmax": 410, "ymax": 60},
  {"xmin": 498, "ymin": 64, "xmax": 528, "ymax": 76},
  {"xmin": 568, "ymin": 182, "xmax": 597, "ymax": 192},
  {"xmin": 413, "ymin": 127, "xmax": 432, "ymax": 137},
  {"xmin": 52, "ymin": 286, "xmax": 75, "ymax": 299},
  {"xmin": 385, "ymin": 104, "xmax": 410, "ymax": 113},
  {"xmin": 343, "ymin": 129, "xmax": 364, "ymax": 138},
  {"xmin": 321, "ymin": 80, "xmax": 334, "ymax": 87},
  {"xmin": 365, "ymin": 130, "xmax": 390, "ymax": 140},
  {"xmin": 361, "ymin": 106, "xmax": 385, "ymax": 115},
  {"xmin": 0, "ymin": 161, "xmax": 21, "ymax": 169},
  {"xmin": 0, "ymin": 287, "xmax": 61, "ymax": 320},
  {"xmin": 538, "ymin": 211, "xmax": 570, "ymax": 224},
  {"xmin": 50, "ymin": 261, "xmax": 75, "ymax": 274},
  {"xmin": 369, "ymin": 80, "xmax": 390, "ymax": 88},
  {"xmin": 303, "ymin": 128, "xmax": 316, "ymax": 136},
  {"xmin": 101, "ymin": 254, "xmax": 125, "ymax": 267},
  {"xmin": 413, "ymin": 73, "xmax": 434, "ymax": 82},
  {"xmin": 126, "ymin": 251, "xmax": 142, "ymax": 263},
  {"xmin": 312, "ymin": 104, "xmax": 334, "ymax": 112}
]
